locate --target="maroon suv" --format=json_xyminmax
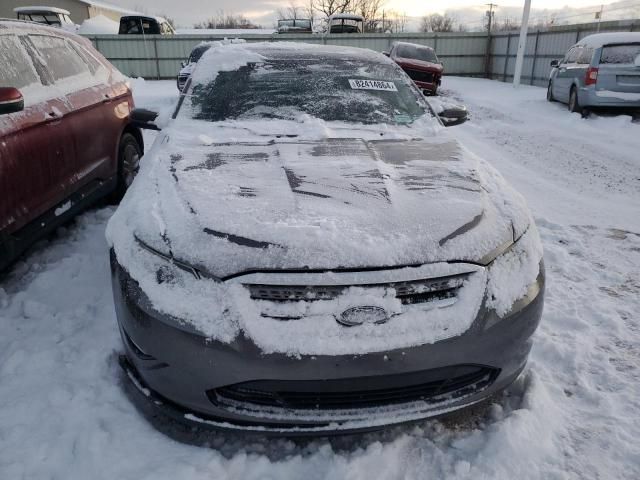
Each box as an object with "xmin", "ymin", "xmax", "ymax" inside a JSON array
[
  {"xmin": 385, "ymin": 42, "xmax": 443, "ymax": 95},
  {"xmin": 0, "ymin": 20, "xmax": 143, "ymax": 271}
]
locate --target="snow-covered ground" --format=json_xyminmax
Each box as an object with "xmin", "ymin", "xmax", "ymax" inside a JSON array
[{"xmin": 1, "ymin": 77, "xmax": 639, "ymax": 479}]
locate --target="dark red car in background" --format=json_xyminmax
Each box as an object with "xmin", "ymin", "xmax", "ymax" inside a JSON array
[
  {"xmin": 385, "ymin": 42, "xmax": 443, "ymax": 95},
  {"xmin": 0, "ymin": 20, "xmax": 143, "ymax": 271}
]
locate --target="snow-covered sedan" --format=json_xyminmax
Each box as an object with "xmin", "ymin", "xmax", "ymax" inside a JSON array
[{"xmin": 108, "ymin": 42, "xmax": 545, "ymax": 434}]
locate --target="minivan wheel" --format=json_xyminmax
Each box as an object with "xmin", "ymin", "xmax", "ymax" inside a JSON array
[
  {"xmin": 568, "ymin": 87, "xmax": 582, "ymax": 114},
  {"xmin": 546, "ymin": 81, "xmax": 555, "ymax": 102},
  {"xmin": 111, "ymin": 133, "xmax": 142, "ymax": 203}
]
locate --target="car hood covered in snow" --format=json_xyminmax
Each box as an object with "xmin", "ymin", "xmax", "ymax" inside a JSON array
[{"xmin": 108, "ymin": 122, "xmax": 531, "ymax": 280}]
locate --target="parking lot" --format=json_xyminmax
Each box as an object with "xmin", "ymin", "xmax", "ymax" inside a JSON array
[{"xmin": 1, "ymin": 76, "xmax": 638, "ymax": 479}]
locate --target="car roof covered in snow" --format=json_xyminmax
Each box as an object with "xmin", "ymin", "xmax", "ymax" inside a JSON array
[
  {"xmin": 200, "ymin": 41, "xmax": 388, "ymax": 65},
  {"xmin": 0, "ymin": 18, "xmax": 77, "ymax": 36},
  {"xmin": 392, "ymin": 41, "xmax": 435, "ymax": 51},
  {"xmin": 576, "ymin": 32, "xmax": 640, "ymax": 48},
  {"xmin": 13, "ymin": 6, "xmax": 71, "ymax": 15}
]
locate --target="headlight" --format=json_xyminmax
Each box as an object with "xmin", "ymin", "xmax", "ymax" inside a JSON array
[
  {"xmin": 134, "ymin": 235, "xmax": 219, "ymax": 282},
  {"xmin": 484, "ymin": 224, "xmax": 543, "ymax": 318}
]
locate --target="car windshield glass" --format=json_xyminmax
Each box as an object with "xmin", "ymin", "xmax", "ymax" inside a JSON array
[
  {"xmin": 189, "ymin": 45, "xmax": 211, "ymax": 63},
  {"xmin": 279, "ymin": 19, "xmax": 311, "ymax": 29},
  {"xmin": 600, "ymin": 44, "xmax": 640, "ymax": 64},
  {"xmin": 44, "ymin": 14, "xmax": 61, "ymax": 25},
  {"xmin": 181, "ymin": 57, "xmax": 427, "ymax": 125},
  {"xmin": 396, "ymin": 45, "xmax": 438, "ymax": 63}
]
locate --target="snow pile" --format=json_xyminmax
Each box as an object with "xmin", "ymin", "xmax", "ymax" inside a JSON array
[{"xmin": 78, "ymin": 15, "xmax": 119, "ymax": 35}]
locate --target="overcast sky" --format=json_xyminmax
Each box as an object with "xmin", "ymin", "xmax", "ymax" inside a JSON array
[{"xmin": 105, "ymin": 0, "xmax": 631, "ymax": 28}]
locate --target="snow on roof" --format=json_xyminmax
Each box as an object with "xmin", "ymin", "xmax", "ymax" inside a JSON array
[
  {"xmin": 577, "ymin": 32, "xmax": 640, "ymax": 48},
  {"xmin": 77, "ymin": 14, "xmax": 119, "ymax": 34},
  {"xmin": 328, "ymin": 13, "xmax": 364, "ymax": 21},
  {"xmin": 176, "ymin": 28, "xmax": 276, "ymax": 35},
  {"xmin": 393, "ymin": 41, "xmax": 434, "ymax": 50},
  {"xmin": 13, "ymin": 6, "xmax": 71, "ymax": 15},
  {"xmin": 77, "ymin": 0, "xmax": 139, "ymax": 16}
]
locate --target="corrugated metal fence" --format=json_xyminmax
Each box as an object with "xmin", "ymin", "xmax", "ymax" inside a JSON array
[
  {"xmin": 84, "ymin": 18, "xmax": 639, "ymax": 87},
  {"xmin": 490, "ymin": 19, "xmax": 640, "ymax": 86}
]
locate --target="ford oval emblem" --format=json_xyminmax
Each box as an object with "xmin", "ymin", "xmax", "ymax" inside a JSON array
[{"xmin": 337, "ymin": 306, "xmax": 390, "ymax": 327}]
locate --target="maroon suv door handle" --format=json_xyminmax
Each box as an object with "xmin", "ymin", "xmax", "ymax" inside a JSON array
[{"xmin": 102, "ymin": 93, "xmax": 113, "ymax": 103}]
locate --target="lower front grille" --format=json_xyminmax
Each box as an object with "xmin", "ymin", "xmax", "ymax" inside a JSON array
[
  {"xmin": 405, "ymin": 69, "xmax": 434, "ymax": 83},
  {"xmin": 208, "ymin": 365, "xmax": 499, "ymax": 411}
]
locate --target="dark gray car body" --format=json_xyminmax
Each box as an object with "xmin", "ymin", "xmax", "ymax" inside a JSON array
[{"xmin": 110, "ymin": 43, "xmax": 544, "ymax": 435}]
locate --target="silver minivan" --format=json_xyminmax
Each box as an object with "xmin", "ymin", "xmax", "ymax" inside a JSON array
[{"xmin": 548, "ymin": 32, "xmax": 640, "ymax": 115}]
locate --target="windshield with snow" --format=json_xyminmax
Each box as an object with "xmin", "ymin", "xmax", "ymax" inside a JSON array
[
  {"xmin": 600, "ymin": 44, "xmax": 640, "ymax": 64},
  {"xmin": 181, "ymin": 58, "xmax": 428, "ymax": 125},
  {"xmin": 396, "ymin": 44, "xmax": 438, "ymax": 63},
  {"xmin": 188, "ymin": 45, "xmax": 211, "ymax": 64}
]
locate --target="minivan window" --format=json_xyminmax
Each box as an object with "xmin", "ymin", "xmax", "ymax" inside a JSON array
[
  {"xmin": 600, "ymin": 44, "xmax": 640, "ymax": 64},
  {"xmin": 29, "ymin": 35, "xmax": 90, "ymax": 81},
  {"xmin": 0, "ymin": 35, "xmax": 40, "ymax": 89},
  {"xmin": 565, "ymin": 47, "xmax": 580, "ymax": 63},
  {"xmin": 577, "ymin": 47, "xmax": 593, "ymax": 64}
]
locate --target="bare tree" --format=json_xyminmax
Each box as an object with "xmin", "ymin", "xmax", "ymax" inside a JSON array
[
  {"xmin": 381, "ymin": 10, "xmax": 408, "ymax": 33},
  {"xmin": 277, "ymin": 1, "xmax": 305, "ymax": 20},
  {"xmin": 495, "ymin": 16, "xmax": 520, "ymax": 31},
  {"xmin": 194, "ymin": 10, "xmax": 261, "ymax": 29},
  {"xmin": 313, "ymin": 0, "xmax": 354, "ymax": 19},
  {"xmin": 156, "ymin": 13, "xmax": 175, "ymax": 28},
  {"xmin": 420, "ymin": 13, "xmax": 455, "ymax": 32},
  {"xmin": 354, "ymin": 0, "xmax": 385, "ymax": 32}
]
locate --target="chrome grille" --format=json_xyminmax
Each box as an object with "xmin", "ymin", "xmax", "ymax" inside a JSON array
[{"xmin": 246, "ymin": 272, "xmax": 470, "ymax": 306}]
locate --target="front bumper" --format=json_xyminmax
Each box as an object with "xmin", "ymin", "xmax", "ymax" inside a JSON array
[
  {"xmin": 111, "ymin": 252, "xmax": 544, "ymax": 435},
  {"xmin": 414, "ymin": 79, "xmax": 439, "ymax": 94}
]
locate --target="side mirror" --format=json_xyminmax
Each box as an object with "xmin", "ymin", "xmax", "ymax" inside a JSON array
[
  {"xmin": 439, "ymin": 106, "xmax": 468, "ymax": 127},
  {"xmin": 382, "ymin": 51, "xmax": 390, "ymax": 57},
  {"xmin": 0, "ymin": 87, "xmax": 24, "ymax": 115},
  {"xmin": 181, "ymin": 61, "xmax": 186, "ymax": 68},
  {"xmin": 550, "ymin": 59, "xmax": 559, "ymax": 68},
  {"xmin": 130, "ymin": 108, "xmax": 160, "ymax": 130}
]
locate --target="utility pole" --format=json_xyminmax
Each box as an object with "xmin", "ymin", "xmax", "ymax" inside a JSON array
[
  {"xmin": 596, "ymin": 5, "xmax": 604, "ymax": 32},
  {"xmin": 513, "ymin": 0, "xmax": 532, "ymax": 87},
  {"xmin": 484, "ymin": 3, "xmax": 498, "ymax": 78},
  {"xmin": 486, "ymin": 3, "xmax": 497, "ymax": 33}
]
